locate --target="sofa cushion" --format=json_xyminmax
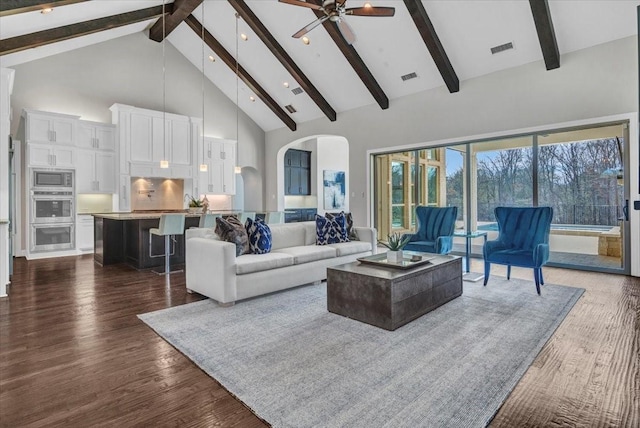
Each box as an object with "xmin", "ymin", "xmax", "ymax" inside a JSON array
[
  {"xmin": 235, "ymin": 252, "xmax": 294, "ymax": 275},
  {"xmin": 302, "ymin": 221, "xmax": 317, "ymax": 246},
  {"xmin": 274, "ymin": 245, "xmax": 337, "ymax": 265},
  {"xmin": 315, "ymin": 213, "xmax": 349, "ymax": 245},
  {"xmin": 215, "ymin": 216, "xmax": 250, "ymax": 256},
  {"xmin": 269, "ymin": 223, "xmax": 307, "ymax": 250},
  {"xmin": 328, "ymin": 241, "xmax": 372, "ymax": 257},
  {"xmin": 245, "ymin": 217, "xmax": 272, "ymax": 254}
]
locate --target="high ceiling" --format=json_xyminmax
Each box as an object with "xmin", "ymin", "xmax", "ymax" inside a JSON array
[{"xmin": 1, "ymin": 0, "xmax": 639, "ymax": 132}]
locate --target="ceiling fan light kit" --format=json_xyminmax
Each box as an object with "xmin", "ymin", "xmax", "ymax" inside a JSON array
[{"xmin": 280, "ymin": 0, "xmax": 395, "ymax": 45}]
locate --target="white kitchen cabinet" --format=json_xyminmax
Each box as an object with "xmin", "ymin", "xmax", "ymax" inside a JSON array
[
  {"xmin": 27, "ymin": 143, "xmax": 75, "ymax": 168},
  {"xmin": 24, "ymin": 110, "xmax": 78, "ymax": 145},
  {"xmin": 77, "ymin": 121, "xmax": 116, "ymax": 151},
  {"xmin": 76, "ymin": 214, "xmax": 94, "ymax": 252},
  {"xmin": 199, "ymin": 137, "xmax": 236, "ymax": 195},
  {"xmin": 111, "ymin": 104, "xmax": 195, "ymax": 179},
  {"xmin": 76, "ymin": 149, "xmax": 115, "ymax": 193}
]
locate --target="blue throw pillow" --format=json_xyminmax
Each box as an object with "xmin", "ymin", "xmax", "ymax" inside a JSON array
[
  {"xmin": 315, "ymin": 213, "xmax": 349, "ymax": 245},
  {"xmin": 245, "ymin": 217, "xmax": 272, "ymax": 254}
]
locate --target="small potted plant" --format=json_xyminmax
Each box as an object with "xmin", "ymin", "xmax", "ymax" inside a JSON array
[
  {"xmin": 380, "ymin": 232, "xmax": 411, "ymax": 263},
  {"xmin": 185, "ymin": 194, "xmax": 203, "ymax": 213}
]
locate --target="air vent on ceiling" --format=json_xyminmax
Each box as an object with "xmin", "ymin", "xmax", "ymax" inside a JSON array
[
  {"xmin": 491, "ymin": 42, "xmax": 514, "ymax": 55},
  {"xmin": 285, "ymin": 104, "xmax": 297, "ymax": 113},
  {"xmin": 401, "ymin": 72, "xmax": 418, "ymax": 82},
  {"xmin": 291, "ymin": 87, "xmax": 304, "ymax": 95}
]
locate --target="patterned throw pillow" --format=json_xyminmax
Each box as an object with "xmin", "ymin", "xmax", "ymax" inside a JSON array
[
  {"xmin": 245, "ymin": 217, "xmax": 272, "ymax": 254},
  {"xmin": 325, "ymin": 211, "xmax": 356, "ymax": 240},
  {"xmin": 315, "ymin": 213, "xmax": 349, "ymax": 245},
  {"xmin": 214, "ymin": 216, "xmax": 250, "ymax": 256}
]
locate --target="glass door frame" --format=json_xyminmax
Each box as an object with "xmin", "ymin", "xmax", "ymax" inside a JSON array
[{"xmin": 370, "ymin": 120, "xmax": 631, "ymax": 275}]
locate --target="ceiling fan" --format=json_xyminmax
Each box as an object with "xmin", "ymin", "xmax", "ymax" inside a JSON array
[{"xmin": 279, "ymin": 0, "xmax": 395, "ymax": 45}]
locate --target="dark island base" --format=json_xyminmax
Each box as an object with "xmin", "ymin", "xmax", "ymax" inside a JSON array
[{"xmin": 94, "ymin": 217, "xmax": 199, "ymax": 270}]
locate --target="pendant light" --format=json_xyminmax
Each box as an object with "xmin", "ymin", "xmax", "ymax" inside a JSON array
[
  {"xmin": 199, "ymin": 1, "xmax": 208, "ymax": 173},
  {"xmin": 160, "ymin": 0, "xmax": 169, "ymax": 169}
]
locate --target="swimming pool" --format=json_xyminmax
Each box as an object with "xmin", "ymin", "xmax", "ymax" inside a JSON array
[{"xmin": 477, "ymin": 223, "xmax": 614, "ymax": 232}]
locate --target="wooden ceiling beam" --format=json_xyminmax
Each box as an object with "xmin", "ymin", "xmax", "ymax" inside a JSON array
[
  {"xmin": 403, "ymin": 0, "xmax": 459, "ymax": 93},
  {"xmin": 184, "ymin": 14, "xmax": 297, "ymax": 131},
  {"xmin": 529, "ymin": 0, "xmax": 560, "ymax": 70},
  {"xmin": 0, "ymin": 5, "xmax": 169, "ymax": 56},
  {"xmin": 149, "ymin": 0, "xmax": 203, "ymax": 42},
  {"xmin": 309, "ymin": 2, "xmax": 388, "ymax": 109},
  {"xmin": 228, "ymin": 0, "xmax": 337, "ymax": 122},
  {"xmin": 0, "ymin": 0, "xmax": 88, "ymax": 17}
]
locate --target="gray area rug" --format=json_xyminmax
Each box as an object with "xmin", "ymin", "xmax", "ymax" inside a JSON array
[{"xmin": 139, "ymin": 277, "xmax": 583, "ymax": 428}]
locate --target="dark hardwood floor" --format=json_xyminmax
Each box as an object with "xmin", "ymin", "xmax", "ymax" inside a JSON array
[{"xmin": 0, "ymin": 255, "xmax": 638, "ymax": 427}]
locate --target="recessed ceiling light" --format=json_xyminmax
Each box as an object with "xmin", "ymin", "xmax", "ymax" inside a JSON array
[
  {"xmin": 240, "ymin": 33, "xmax": 248, "ymax": 41},
  {"xmin": 301, "ymin": 36, "xmax": 310, "ymax": 45},
  {"xmin": 283, "ymin": 82, "xmax": 289, "ymax": 88},
  {"xmin": 41, "ymin": 7, "xmax": 53, "ymax": 14},
  {"xmin": 249, "ymin": 96, "xmax": 255, "ymax": 102},
  {"xmin": 208, "ymin": 55, "xmax": 215, "ymax": 62}
]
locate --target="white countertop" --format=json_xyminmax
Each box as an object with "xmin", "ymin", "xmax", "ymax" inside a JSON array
[{"xmin": 93, "ymin": 212, "xmax": 204, "ymax": 220}]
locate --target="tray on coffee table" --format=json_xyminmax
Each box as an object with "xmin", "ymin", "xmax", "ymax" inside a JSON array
[{"xmin": 357, "ymin": 251, "xmax": 436, "ymax": 270}]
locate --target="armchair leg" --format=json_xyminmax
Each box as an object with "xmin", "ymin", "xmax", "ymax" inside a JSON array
[
  {"xmin": 483, "ymin": 262, "xmax": 490, "ymax": 286},
  {"xmin": 507, "ymin": 265, "xmax": 511, "ymax": 280},
  {"xmin": 534, "ymin": 268, "xmax": 541, "ymax": 295},
  {"xmin": 540, "ymin": 269, "xmax": 545, "ymax": 285}
]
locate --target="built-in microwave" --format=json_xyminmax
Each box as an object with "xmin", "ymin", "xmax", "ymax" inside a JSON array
[
  {"xmin": 31, "ymin": 191, "xmax": 74, "ymax": 223},
  {"xmin": 33, "ymin": 169, "xmax": 74, "ymax": 189}
]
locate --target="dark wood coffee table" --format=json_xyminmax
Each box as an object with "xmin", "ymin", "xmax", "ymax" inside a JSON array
[{"xmin": 327, "ymin": 253, "xmax": 462, "ymax": 331}]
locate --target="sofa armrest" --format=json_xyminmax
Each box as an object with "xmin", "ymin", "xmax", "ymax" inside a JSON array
[
  {"xmin": 186, "ymin": 227, "xmax": 217, "ymax": 240},
  {"xmin": 353, "ymin": 227, "xmax": 378, "ymax": 254},
  {"xmin": 435, "ymin": 236, "xmax": 454, "ymax": 254},
  {"xmin": 186, "ymin": 237, "xmax": 238, "ymax": 304}
]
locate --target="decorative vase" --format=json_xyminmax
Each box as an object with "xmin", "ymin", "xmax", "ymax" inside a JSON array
[{"xmin": 387, "ymin": 250, "xmax": 403, "ymax": 263}]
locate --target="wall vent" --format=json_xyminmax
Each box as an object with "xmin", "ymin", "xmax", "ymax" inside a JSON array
[
  {"xmin": 401, "ymin": 72, "xmax": 418, "ymax": 82},
  {"xmin": 291, "ymin": 87, "xmax": 304, "ymax": 95},
  {"xmin": 490, "ymin": 42, "xmax": 514, "ymax": 54},
  {"xmin": 285, "ymin": 104, "xmax": 297, "ymax": 113}
]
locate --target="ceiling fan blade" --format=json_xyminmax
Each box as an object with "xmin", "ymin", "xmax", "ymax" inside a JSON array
[
  {"xmin": 337, "ymin": 18, "xmax": 356, "ymax": 45},
  {"xmin": 279, "ymin": 0, "xmax": 324, "ymax": 11},
  {"xmin": 292, "ymin": 15, "xmax": 329, "ymax": 38},
  {"xmin": 345, "ymin": 6, "xmax": 395, "ymax": 17}
]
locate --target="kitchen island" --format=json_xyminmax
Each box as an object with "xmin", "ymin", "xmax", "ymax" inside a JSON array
[{"xmin": 93, "ymin": 212, "xmax": 202, "ymax": 269}]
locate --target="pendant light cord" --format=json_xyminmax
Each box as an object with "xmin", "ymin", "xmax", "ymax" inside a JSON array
[
  {"xmin": 202, "ymin": 2, "xmax": 206, "ymax": 162},
  {"xmin": 235, "ymin": 13, "xmax": 239, "ymax": 149},
  {"xmin": 162, "ymin": 0, "xmax": 167, "ymax": 165}
]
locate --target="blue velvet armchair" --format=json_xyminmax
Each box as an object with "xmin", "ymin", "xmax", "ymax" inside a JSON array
[
  {"xmin": 483, "ymin": 206, "xmax": 553, "ymax": 295},
  {"xmin": 403, "ymin": 206, "xmax": 458, "ymax": 255}
]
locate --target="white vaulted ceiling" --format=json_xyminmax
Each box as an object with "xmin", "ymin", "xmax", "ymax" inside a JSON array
[{"xmin": 1, "ymin": 0, "xmax": 639, "ymax": 132}]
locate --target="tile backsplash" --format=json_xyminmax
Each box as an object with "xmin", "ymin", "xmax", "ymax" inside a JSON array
[
  {"xmin": 76, "ymin": 194, "xmax": 113, "ymax": 214},
  {"xmin": 131, "ymin": 178, "xmax": 184, "ymax": 211}
]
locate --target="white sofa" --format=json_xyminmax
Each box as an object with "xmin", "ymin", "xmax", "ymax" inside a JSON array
[{"xmin": 185, "ymin": 221, "xmax": 377, "ymax": 305}]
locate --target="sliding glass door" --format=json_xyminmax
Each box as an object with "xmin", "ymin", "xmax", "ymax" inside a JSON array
[{"xmin": 372, "ymin": 121, "xmax": 630, "ymax": 274}]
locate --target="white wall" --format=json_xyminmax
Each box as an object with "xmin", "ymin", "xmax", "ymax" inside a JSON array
[
  {"xmin": 0, "ymin": 68, "xmax": 15, "ymax": 297},
  {"xmin": 316, "ymin": 136, "xmax": 349, "ymax": 215},
  {"xmin": 265, "ymin": 36, "xmax": 640, "ymax": 276},
  {"xmin": 7, "ymin": 31, "xmax": 266, "ymax": 207}
]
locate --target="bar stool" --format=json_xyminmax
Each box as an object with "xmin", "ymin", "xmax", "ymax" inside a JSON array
[
  {"xmin": 238, "ymin": 211, "xmax": 256, "ymax": 225},
  {"xmin": 265, "ymin": 211, "xmax": 284, "ymax": 225},
  {"xmin": 149, "ymin": 214, "xmax": 185, "ymax": 275},
  {"xmin": 199, "ymin": 213, "xmax": 220, "ymax": 228}
]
